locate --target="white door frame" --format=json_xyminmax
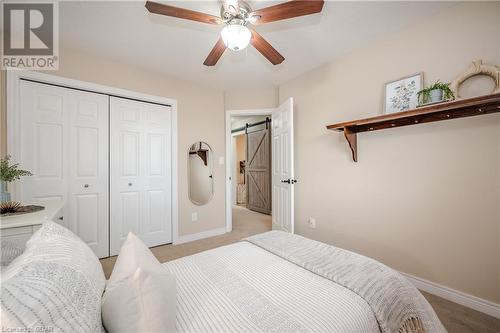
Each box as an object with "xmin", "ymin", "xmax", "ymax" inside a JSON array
[
  {"xmin": 6, "ymin": 70, "xmax": 179, "ymax": 243},
  {"xmin": 225, "ymin": 108, "xmax": 273, "ymax": 232}
]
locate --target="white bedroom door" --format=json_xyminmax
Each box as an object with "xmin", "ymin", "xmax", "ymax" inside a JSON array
[
  {"xmin": 271, "ymin": 98, "xmax": 295, "ymax": 233},
  {"xmin": 19, "ymin": 80, "xmax": 110, "ymax": 258},
  {"xmin": 110, "ymin": 96, "xmax": 173, "ymax": 255}
]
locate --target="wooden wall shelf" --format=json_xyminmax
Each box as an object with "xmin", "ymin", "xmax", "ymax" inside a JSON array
[{"xmin": 326, "ymin": 93, "xmax": 500, "ymax": 162}]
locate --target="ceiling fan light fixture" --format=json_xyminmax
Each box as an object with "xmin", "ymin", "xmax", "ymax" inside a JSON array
[{"xmin": 221, "ymin": 23, "xmax": 251, "ymax": 52}]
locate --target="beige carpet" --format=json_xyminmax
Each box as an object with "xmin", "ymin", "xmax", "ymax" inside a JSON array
[
  {"xmin": 100, "ymin": 206, "xmax": 499, "ymax": 333},
  {"xmin": 100, "ymin": 205, "xmax": 271, "ymax": 278}
]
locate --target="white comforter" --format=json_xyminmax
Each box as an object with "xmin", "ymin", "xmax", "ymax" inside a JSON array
[{"xmin": 163, "ymin": 241, "xmax": 380, "ymax": 333}]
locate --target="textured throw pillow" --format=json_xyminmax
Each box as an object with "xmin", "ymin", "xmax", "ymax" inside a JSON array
[
  {"xmin": 0, "ymin": 240, "xmax": 24, "ymax": 267},
  {"xmin": 102, "ymin": 233, "xmax": 176, "ymax": 333},
  {"xmin": 1, "ymin": 221, "xmax": 106, "ymax": 332}
]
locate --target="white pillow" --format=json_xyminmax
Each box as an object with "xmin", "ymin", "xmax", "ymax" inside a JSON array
[
  {"xmin": 102, "ymin": 233, "xmax": 176, "ymax": 333},
  {"xmin": 1, "ymin": 221, "xmax": 106, "ymax": 332},
  {"xmin": 106, "ymin": 232, "xmax": 161, "ymax": 287},
  {"xmin": 0, "ymin": 239, "xmax": 24, "ymax": 267}
]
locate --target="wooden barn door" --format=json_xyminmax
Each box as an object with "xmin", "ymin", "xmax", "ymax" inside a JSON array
[{"xmin": 246, "ymin": 124, "xmax": 272, "ymax": 215}]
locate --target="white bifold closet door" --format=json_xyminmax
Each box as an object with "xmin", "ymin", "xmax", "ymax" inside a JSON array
[
  {"xmin": 110, "ymin": 96, "xmax": 173, "ymax": 255},
  {"xmin": 19, "ymin": 80, "xmax": 110, "ymax": 258}
]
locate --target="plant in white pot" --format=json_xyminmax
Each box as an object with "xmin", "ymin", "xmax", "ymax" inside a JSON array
[
  {"xmin": 417, "ymin": 80, "xmax": 455, "ymax": 106},
  {"xmin": 0, "ymin": 155, "xmax": 32, "ymax": 203}
]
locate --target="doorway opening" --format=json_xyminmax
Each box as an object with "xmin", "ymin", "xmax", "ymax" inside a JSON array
[
  {"xmin": 226, "ymin": 109, "xmax": 272, "ymax": 235},
  {"xmin": 225, "ymin": 99, "xmax": 295, "ymax": 235},
  {"xmin": 230, "ymin": 114, "xmax": 272, "ymax": 234}
]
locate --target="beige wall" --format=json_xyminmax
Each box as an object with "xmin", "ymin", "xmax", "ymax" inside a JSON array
[
  {"xmin": 225, "ymin": 87, "xmax": 278, "ymax": 110},
  {"xmin": 279, "ymin": 2, "xmax": 500, "ymax": 303},
  {"xmin": 1, "ymin": 47, "xmax": 226, "ymax": 237}
]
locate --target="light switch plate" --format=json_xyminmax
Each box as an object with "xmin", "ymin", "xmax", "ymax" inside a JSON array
[
  {"xmin": 191, "ymin": 212, "xmax": 198, "ymax": 222},
  {"xmin": 308, "ymin": 217, "xmax": 316, "ymax": 229},
  {"xmin": 218, "ymin": 156, "xmax": 225, "ymax": 165}
]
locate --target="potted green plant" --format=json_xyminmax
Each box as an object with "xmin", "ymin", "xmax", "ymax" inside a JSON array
[
  {"xmin": 417, "ymin": 80, "xmax": 455, "ymax": 105},
  {"xmin": 0, "ymin": 155, "xmax": 33, "ymax": 203}
]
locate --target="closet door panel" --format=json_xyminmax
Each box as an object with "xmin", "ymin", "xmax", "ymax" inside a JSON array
[
  {"xmin": 110, "ymin": 97, "xmax": 172, "ymax": 255},
  {"xmin": 75, "ymin": 193, "xmax": 99, "ymax": 244},
  {"xmin": 143, "ymin": 104, "xmax": 172, "ymax": 245},
  {"xmin": 145, "ymin": 190, "xmax": 165, "ymax": 233},
  {"xmin": 68, "ymin": 90, "xmax": 109, "ymax": 258},
  {"xmin": 120, "ymin": 191, "xmax": 141, "ymax": 236},
  {"xmin": 111, "ymin": 101, "xmax": 141, "ymax": 251},
  {"xmin": 19, "ymin": 81, "xmax": 109, "ymax": 258},
  {"xmin": 20, "ymin": 81, "xmax": 68, "ymax": 208},
  {"xmin": 121, "ymin": 131, "xmax": 140, "ymax": 176}
]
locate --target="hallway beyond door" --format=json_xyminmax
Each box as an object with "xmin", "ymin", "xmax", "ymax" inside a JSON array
[{"xmin": 232, "ymin": 205, "xmax": 271, "ymax": 236}]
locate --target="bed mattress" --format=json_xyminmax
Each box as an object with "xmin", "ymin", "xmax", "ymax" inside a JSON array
[{"xmin": 163, "ymin": 241, "xmax": 380, "ymax": 333}]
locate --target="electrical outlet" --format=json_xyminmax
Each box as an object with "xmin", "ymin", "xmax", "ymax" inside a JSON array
[
  {"xmin": 191, "ymin": 212, "xmax": 198, "ymax": 222},
  {"xmin": 308, "ymin": 217, "xmax": 316, "ymax": 229}
]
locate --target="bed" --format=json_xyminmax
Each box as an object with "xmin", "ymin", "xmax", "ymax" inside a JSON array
[
  {"xmin": 164, "ymin": 231, "xmax": 445, "ymax": 333},
  {"xmin": 1, "ymin": 223, "xmax": 445, "ymax": 333},
  {"xmin": 165, "ymin": 241, "xmax": 380, "ymax": 332}
]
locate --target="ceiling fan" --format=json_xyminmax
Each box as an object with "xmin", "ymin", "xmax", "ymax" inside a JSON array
[{"xmin": 145, "ymin": 0, "xmax": 325, "ymax": 66}]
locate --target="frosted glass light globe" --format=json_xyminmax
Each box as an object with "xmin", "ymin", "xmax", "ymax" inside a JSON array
[{"xmin": 221, "ymin": 24, "xmax": 251, "ymax": 51}]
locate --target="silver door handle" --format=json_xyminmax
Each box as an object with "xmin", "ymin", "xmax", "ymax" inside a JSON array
[{"xmin": 128, "ymin": 183, "xmax": 133, "ymax": 186}]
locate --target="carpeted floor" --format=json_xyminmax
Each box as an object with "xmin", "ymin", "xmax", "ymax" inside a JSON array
[
  {"xmin": 100, "ymin": 205, "xmax": 271, "ymax": 278},
  {"xmin": 100, "ymin": 205, "xmax": 500, "ymax": 333}
]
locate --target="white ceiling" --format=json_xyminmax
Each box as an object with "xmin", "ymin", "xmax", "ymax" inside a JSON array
[{"xmin": 59, "ymin": 1, "xmax": 453, "ymax": 89}]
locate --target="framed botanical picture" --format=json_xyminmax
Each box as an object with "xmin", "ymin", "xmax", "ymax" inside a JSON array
[{"xmin": 384, "ymin": 73, "xmax": 423, "ymax": 114}]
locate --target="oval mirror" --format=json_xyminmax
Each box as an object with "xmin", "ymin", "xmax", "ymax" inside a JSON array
[{"xmin": 188, "ymin": 142, "xmax": 214, "ymax": 205}]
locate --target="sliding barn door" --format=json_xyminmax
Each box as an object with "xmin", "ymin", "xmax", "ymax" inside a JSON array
[
  {"xmin": 246, "ymin": 125, "xmax": 271, "ymax": 214},
  {"xmin": 110, "ymin": 97, "xmax": 172, "ymax": 255},
  {"xmin": 19, "ymin": 80, "xmax": 109, "ymax": 257},
  {"xmin": 271, "ymin": 98, "xmax": 295, "ymax": 233}
]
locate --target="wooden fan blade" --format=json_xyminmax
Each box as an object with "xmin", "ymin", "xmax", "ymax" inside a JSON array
[
  {"xmin": 203, "ymin": 37, "xmax": 227, "ymax": 66},
  {"xmin": 250, "ymin": 0, "xmax": 324, "ymax": 25},
  {"xmin": 250, "ymin": 29, "xmax": 285, "ymax": 65},
  {"xmin": 145, "ymin": 1, "xmax": 222, "ymax": 25}
]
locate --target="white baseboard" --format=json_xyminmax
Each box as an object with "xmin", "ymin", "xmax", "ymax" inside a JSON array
[
  {"xmin": 175, "ymin": 227, "xmax": 226, "ymax": 245},
  {"xmin": 400, "ymin": 272, "xmax": 500, "ymax": 319}
]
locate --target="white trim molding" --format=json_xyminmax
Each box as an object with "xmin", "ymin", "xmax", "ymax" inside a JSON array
[
  {"xmin": 171, "ymin": 107, "xmax": 179, "ymax": 244},
  {"xmin": 401, "ymin": 272, "xmax": 500, "ymax": 319},
  {"xmin": 175, "ymin": 227, "xmax": 226, "ymax": 245},
  {"xmin": 6, "ymin": 69, "xmax": 179, "ymax": 244}
]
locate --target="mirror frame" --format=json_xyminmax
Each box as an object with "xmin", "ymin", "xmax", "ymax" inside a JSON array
[{"xmin": 187, "ymin": 141, "xmax": 214, "ymax": 206}]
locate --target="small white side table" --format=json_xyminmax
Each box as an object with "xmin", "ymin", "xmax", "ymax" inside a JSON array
[{"xmin": 0, "ymin": 202, "xmax": 63, "ymax": 247}]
